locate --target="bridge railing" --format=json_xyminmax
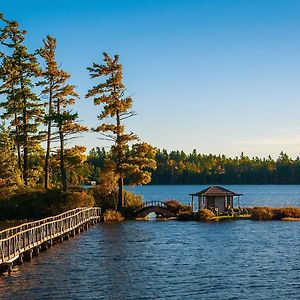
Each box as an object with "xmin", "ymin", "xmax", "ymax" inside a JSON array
[
  {"xmin": 0, "ymin": 207, "xmax": 101, "ymax": 265},
  {"xmin": 134, "ymin": 201, "xmax": 171, "ymax": 213},
  {"xmin": 0, "ymin": 208, "xmax": 86, "ymax": 240}
]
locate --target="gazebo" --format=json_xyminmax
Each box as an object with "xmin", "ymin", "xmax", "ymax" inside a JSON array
[{"xmin": 189, "ymin": 186, "xmax": 242, "ymax": 213}]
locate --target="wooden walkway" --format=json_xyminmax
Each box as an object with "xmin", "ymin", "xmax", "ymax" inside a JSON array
[{"xmin": 0, "ymin": 207, "xmax": 101, "ymax": 273}]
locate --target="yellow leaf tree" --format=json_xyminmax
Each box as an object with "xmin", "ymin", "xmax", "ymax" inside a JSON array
[{"xmin": 86, "ymin": 53, "xmax": 156, "ymax": 210}]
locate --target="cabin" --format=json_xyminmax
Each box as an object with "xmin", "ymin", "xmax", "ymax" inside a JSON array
[{"xmin": 189, "ymin": 186, "xmax": 242, "ymax": 214}]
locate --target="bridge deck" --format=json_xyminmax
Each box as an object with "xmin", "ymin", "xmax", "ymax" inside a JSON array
[
  {"xmin": 0, "ymin": 207, "xmax": 101, "ymax": 271},
  {"xmin": 133, "ymin": 201, "xmax": 176, "ymax": 218}
]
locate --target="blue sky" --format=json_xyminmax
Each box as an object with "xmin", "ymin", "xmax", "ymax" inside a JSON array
[{"xmin": 2, "ymin": 0, "xmax": 300, "ymax": 157}]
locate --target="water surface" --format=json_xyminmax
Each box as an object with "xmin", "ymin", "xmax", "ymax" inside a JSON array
[
  {"xmin": 1, "ymin": 220, "xmax": 300, "ymax": 299},
  {"xmin": 2, "ymin": 185, "xmax": 300, "ymax": 299},
  {"xmin": 127, "ymin": 184, "xmax": 300, "ymax": 207}
]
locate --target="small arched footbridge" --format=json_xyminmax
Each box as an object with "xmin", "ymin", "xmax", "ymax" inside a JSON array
[{"xmin": 133, "ymin": 201, "xmax": 177, "ymax": 218}]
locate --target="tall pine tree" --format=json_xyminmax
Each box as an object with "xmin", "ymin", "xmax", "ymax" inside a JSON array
[
  {"xmin": 86, "ymin": 53, "xmax": 156, "ymax": 210},
  {"xmin": 37, "ymin": 37, "xmax": 86, "ymax": 191},
  {"xmin": 0, "ymin": 14, "xmax": 43, "ymax": 185},
  {"xmin": 37, "ymin": 35, "xmax": 58, "ymax": 188}
]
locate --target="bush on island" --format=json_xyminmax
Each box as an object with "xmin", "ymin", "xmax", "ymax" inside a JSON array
[
  {"xmin": 103, "ymin": 209, "xmax": 124, "ymax": 222},
  {"xmin": 196, "ymin": 209, "xmax": 215, "ymax": 222},
  {"xmin": 251, "ymin": 207, "xmax": 274, "ymax": 221},
  {"xmin": 273, "ymin": 207, "xmax": 300, "ymax": 220},
  {"xmin": 251, "ymin": 206, "xmax": 300, "ymax": 221},
  {"xmin": 165, "ymin": 199, "xmax": 191, "ymax": 214}
]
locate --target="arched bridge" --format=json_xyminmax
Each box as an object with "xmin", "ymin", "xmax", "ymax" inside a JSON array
[{"xmin": 133, "ymin": 201, "xmax": 177, "ymax": 218}]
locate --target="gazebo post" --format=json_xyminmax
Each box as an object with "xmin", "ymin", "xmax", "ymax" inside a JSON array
[
  {"xmin": 238, "ymin": 195, "xmax": 240, "ymax": 208},
  {"xmin": 191, "ymin": 195, "xmax": 194, "ymax": 212}
]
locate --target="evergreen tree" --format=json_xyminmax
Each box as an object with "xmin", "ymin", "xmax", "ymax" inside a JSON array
[
  {"xmin": 0, "ymin": 124, "xmax": 21, "ymax": 187},
  {"xmin": 37, "ymin": 35, "xmax": 59, "ymax": 188},
  {"xmin": 0, "ymin": 14, "xmax": 43, "ymax": 185},
  {"xmin": 39, "ymin": 51, "xmax": 87, "ymax": 191},
  {"xmin": 86, "ymin": 53, "xmax": 156, "ymax": 210}
]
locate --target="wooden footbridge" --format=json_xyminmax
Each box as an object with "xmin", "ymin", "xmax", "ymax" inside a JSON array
[
  {"xmin": 0, "ymin": 201, "xmax": 176, "ymax": 273},
  {"xmin": 133, "ymin": 201, "xmax": 177, "ymax": 218},
  {"xmin": 0, "ymin": 207, "xmax": 101, "ymax": 273}
]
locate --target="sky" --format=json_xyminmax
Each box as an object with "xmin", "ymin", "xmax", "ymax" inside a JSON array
[{"xmin": 2, "ymin": 0, "xmax": 300, "ymax": 158}]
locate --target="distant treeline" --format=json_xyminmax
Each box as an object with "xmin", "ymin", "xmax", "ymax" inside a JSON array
[{"xmin": 88, "ymin": 148, "xmax": 300, "ymax": 184}]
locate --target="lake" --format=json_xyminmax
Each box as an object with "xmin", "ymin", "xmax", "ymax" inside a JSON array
[
  {"xmin": 1, "ymin": 185, "xmax": 300, "ymax": 299},
  {"xmin": 127, "ymin": 184, "xmax": 300, "ymax": 207}
]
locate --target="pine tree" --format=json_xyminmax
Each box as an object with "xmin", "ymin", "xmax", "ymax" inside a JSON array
[
  {"xmin": 0, "ymin": 54, "xmax": 22, "ymax": 171},
  {"xmin": 86, "ymin": 53, "xmax": 156, "ymax": 210},
  {"xmin": 0, "ymin": 124, "xmax": 21, "ymax": 187},
  {"xmin": 0, "ymin": 14, "xmax": 43, "ymax": 185},
  {"xmin": 38, "ymin": 45, "xmax": 87, "ymax": 191},
  {"xmin": 125, "ymin": 142, "xmax": 157, "ymax": 186},
  {"xmin": 37, "ymin": 35, "xmax": 59, "ymax": 188}
]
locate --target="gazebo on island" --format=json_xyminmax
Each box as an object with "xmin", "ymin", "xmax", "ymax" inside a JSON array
[{"xmin": 189, "ymin": 186, "xmax": 242, "ymax": 214}]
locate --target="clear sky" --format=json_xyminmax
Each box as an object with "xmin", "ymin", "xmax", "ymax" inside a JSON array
[{"xmin": 2, "ymin": 0, "xmax": 300, "ymax": 158}]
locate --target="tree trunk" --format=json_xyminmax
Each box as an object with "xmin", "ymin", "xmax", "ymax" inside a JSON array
[
  {"xmin": 44, "ymin": 125, "xmax": 51, "ymax": 188},
  {"xmin": 23, "ymin": 107, "xmax": 28, "ymax": 185},
  {"xmin": 14, "ymin": 113, "xmax": 22, "ymax": 172},
  {"xmin": 20, "ymin": 76, "xmax": 28, "ymax": 185},
  {"xmin": 117, "ymin": 177, "xmax": 124, "ymax": 211},
  {"xmin": 58, "ymin": 101, "xmax": 67, "ymax": 192},
  {"xmin": 59, "ymin": 130, "xmax": 67, "ymax": 192},
  {"xmin": 44, "ymin": 83, "xmax": 53, "ymax": 189},
  {"xmin": 116, "ymin": 109, "xmax": 124, "ymax": 211},
  {"xmin": 12, "ymin": 88, "xmax": 22, "ymax": 173}
]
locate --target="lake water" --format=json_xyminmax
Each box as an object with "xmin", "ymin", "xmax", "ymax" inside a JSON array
[
  {"xmin": 1, "ymin": 185, "xmax": 300, "ymax": 299},
  {"xmin": 127, "ymin": 184, "xmax": 300, "ymax": 207}
]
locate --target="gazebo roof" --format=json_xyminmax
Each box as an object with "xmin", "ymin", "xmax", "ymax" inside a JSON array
[{"xmin": 189, "ymin": 186, "xmax": 242, "ymax": 197}]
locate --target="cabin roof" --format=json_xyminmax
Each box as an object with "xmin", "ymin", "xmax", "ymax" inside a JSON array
[{"xmin": 189, "ymin": 185, "xmax": 242, "ymax": 197}]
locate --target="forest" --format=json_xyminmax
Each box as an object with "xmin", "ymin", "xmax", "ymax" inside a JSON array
[{"xmin": 89, "ymin": 148, "xmax": 300, "ymax": 185}]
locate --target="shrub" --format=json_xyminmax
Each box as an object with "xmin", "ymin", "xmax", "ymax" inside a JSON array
[
  {"xmin": 121, "ymin": 190, "xmax": 143, "ymax": 218},
  {"xmin": 251, "ymin": 206, "xmax": 300, "ymax": 221},
  {"xmin": 0, "ymin": 187, "xmax": 95, "ymax": 220},
  {"xmin": 124, "ymin": 190, "xmax": 143, "ymax": 207},
  {"xmin": 92, "ymin": 186, "xmax": 117, "ymax": 211},
  {"xmin": 103, "ymin": 209, "xmax": 124, "ymax": 222},
  {"xmin": 251, "ymin": 207, "xmax": 274, "ymax": 221},
  {"xmin": 196, "ymin": 209, "xmax": 215, "ymax": 222},
  {"xmin": 0, "ymin": 186, "xmax": 17, "ymax": 200},
  {"xmin": 92, "ymin": 188, "xmax": 142, "ymax": 215},
  {"xmin": 273, "ymin": 207, "xmax": 300, "ymax": 220},
  {"xmin": 165, "ymin": 199, "xmax": 191, "ymax": 214}
]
